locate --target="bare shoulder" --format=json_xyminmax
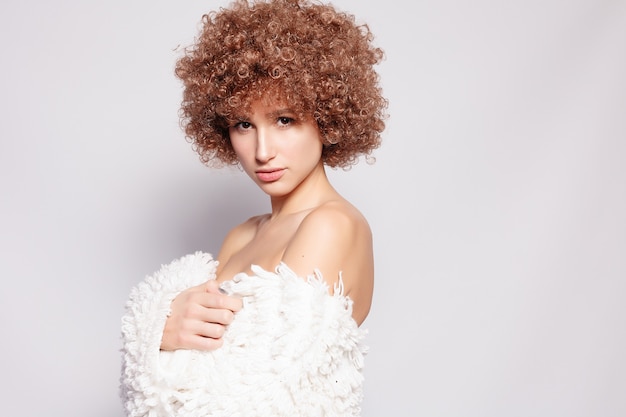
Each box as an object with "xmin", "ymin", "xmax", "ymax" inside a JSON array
[
  {"xmin": 295, "ymin": 200, "xmax": 372, "ymax": 247},
  {"xmin": 283, "ymin": 200, "xmax": 374, "ymax": 325},
  {"xmin": 216, "ymin": 214, "xmax": 265, "ymax": 267}
]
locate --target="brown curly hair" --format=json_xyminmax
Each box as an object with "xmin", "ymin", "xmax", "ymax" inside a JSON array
[{"xmin": 175, "ymin": 0, "xmax": 388, "ymax": 168}]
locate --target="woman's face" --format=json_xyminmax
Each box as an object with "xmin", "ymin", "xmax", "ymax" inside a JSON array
[{"xmin": 228, "ymin": 99, "xmax": 324, "ymax": 198}]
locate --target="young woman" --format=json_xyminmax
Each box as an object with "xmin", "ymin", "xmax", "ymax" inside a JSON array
[{"xmin": 121, "ymin": 0, "xmax": 387, "ymax": 415}]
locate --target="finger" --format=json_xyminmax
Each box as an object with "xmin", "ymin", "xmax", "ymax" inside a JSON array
[
  {"xmin": 222, "ymin": 294, "xmax": 243, "ymax": 312},
  {"xmin": 204, "ymin": 280, "xmax": 221, "ymax": 294},
  {"xmin": 193, "ymin": 303, "xmax": 236, "ymax": 325},
  {"xmin": 162, "ymin": 318, "xmax": 227, "ymax": 351},
  {"xmin": 188, "ymin": 281, "xmax": 212, "ymax": 293},
  {"xmin": 194, "ymin": 290, "xmax": 243, "ymax": 313},
  {"xmin": 197, "ymin": 336, "xmax": 224, "ymax": 351},
  {"xmin": 183, "ymin": 334, "xmax": 225, "ymax": 351},
  {"xmin": 192, "ymin": 320, "xmax": 227, "ymax": 339}
]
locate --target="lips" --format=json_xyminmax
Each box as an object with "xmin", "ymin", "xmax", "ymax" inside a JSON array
[{"xmin": 256, "ymin": 168, "xmax": 285, "ymax": 182}]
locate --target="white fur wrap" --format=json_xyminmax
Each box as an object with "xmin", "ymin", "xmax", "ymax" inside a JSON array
[{"xmin": 120, "ymin": 252, "xmax": 368, "ymax": 417}]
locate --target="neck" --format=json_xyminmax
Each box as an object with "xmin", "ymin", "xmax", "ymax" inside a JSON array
[{"xmin": 269, "ymin": 161, "xmax": 336, "ymax": 219}]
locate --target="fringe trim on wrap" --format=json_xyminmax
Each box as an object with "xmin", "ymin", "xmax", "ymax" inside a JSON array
[{"xmin": 120, "ymin": 252, "xmax": 368, "ymax": 417}]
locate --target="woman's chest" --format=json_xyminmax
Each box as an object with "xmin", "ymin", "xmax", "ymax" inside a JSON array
[{"xmin": 216, "ymin": 217, "xmax": 303, "ymax": 282}]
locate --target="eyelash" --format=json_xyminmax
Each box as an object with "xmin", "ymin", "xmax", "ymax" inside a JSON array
[
  {"xmin": 234, "ymin": 121, "xmax": 252, "ymax": 130},
  {"xmin": 233, "ymin": 117, "xmax": 295, "ymax": 130},
  {"xmin": 277, "ymin": 116, "xmax": 294, "ymax": 126}
]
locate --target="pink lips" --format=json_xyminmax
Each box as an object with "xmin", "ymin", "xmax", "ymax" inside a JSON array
[{"xmin": 256, "ymin": 168, "xmax": 285, "ymax": 182}]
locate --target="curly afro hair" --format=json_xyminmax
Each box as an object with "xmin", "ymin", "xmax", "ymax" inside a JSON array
[{"xmin": 175, "ymin": 0, "xmax": 388, "ymax": 168}]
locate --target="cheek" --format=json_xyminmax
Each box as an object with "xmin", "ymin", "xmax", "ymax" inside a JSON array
[
  {"xmin": 230, "ymin": 139, "xmax": 252, "ymax": 160},
  {"xmin": 285, "ymin": 140, "xmax": 322, "ymax": 162},
  {"xmin": 300, "ymin": 131, "xmax": 324, "ymax": 155},
  {"xmin": 310, "ymin": 138, "xmax": 324, "ymax": 158}
]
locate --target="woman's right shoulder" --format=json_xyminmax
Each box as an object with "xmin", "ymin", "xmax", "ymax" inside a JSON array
[{"xmin": 216, "ymin": 214, "xmax": 266, "ymax": 265}]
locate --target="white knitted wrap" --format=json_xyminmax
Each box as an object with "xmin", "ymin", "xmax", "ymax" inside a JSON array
[{"xmin": 120, "ymin": 252, "xmax": 368, "ymax": 417}]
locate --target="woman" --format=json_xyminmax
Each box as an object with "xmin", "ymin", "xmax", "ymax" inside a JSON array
[{"xmin": 121, "ymin": 0, "xmax": 387, "ymax": 415}]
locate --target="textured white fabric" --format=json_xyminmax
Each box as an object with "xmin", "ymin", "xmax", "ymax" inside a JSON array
[{"xmin": 120, "ymin": 252, "xmax": 368, "ymax": 417}]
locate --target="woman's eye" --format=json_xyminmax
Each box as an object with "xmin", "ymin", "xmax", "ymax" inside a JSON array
[
  {"xmin": 277, "ymin": 117, "xmax": 293, "ymax": 126},
  {"xmin": 235, "ymin": 121, "xmax": 252, "ymax": 130}
]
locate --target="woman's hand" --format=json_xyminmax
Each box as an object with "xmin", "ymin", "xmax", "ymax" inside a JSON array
[{"xmin": 160, "ymin": 280, "xmax": 243, "ymax": 351}]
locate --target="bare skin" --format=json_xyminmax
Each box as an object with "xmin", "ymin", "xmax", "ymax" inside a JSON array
[{"xmin": 161, "ymin": 100, "xmax": 374, "ymax": 351}]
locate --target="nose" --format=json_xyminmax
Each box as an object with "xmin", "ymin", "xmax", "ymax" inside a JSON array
[{"xmin": 255, "ymin": 127, "xmax": 275, "ymax": 163}]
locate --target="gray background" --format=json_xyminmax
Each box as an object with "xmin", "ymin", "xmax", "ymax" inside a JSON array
[{"xmin": 1, "ymin": 0, "xmax": 625, "ymax": 416}]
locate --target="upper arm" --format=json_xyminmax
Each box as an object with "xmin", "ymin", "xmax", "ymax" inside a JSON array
[{"xmin": 281, "ymin": 205, "xmax": 374, "ymax": 325}]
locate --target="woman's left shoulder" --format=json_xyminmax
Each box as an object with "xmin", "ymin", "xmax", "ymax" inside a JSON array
[
  {"xmin": 285, "ymin": 199, "xmax": 374, "ymax": 324},
  {"xmin": 300, "ymin": 199, "xmax": 372, "ymax": 238}
]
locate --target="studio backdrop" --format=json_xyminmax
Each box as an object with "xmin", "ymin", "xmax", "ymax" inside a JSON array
[{"xmin": 0, "ymin": 0, "xmax": 624, "ymax": 416}]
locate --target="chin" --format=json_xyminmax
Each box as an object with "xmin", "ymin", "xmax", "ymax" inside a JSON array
[{"xmin": 258, "ymin": 183, "xmax": 292, "ymax": 198}]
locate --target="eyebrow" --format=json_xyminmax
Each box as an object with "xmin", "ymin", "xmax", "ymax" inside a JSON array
[
  {"xmin": 264, "ymin": 108, "xmax": 296, "ymax": 119},
  {"xmin": 230, "ymin": 107, "xmax": 297, "ymax": 124}
]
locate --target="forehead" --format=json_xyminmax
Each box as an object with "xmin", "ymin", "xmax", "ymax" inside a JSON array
[
  {"xmin": 231, "ymin": 88, "xmax": 294, "ymax": 118},
  {"xmin": 249, "ymin": 101, "xmax": 295, "ymax": 117}
]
